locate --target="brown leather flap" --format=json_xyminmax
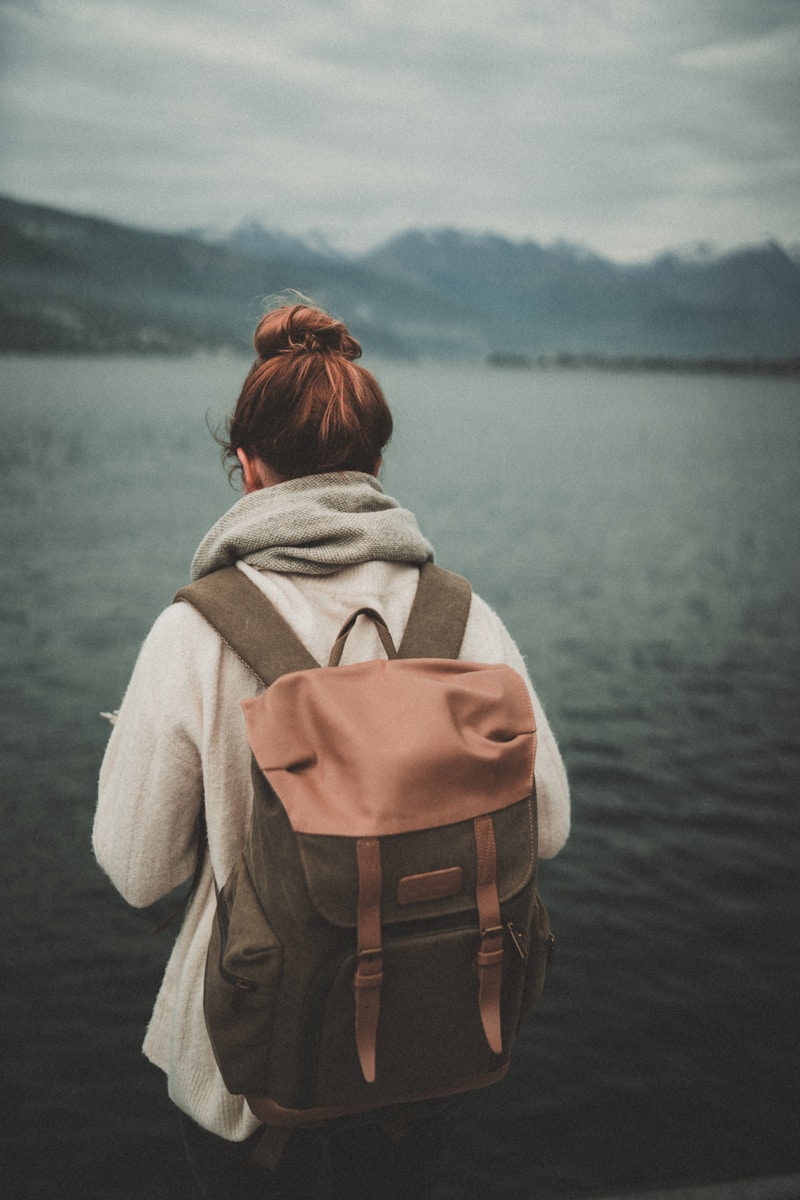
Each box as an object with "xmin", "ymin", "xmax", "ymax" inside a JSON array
[{"xmin": 242, "ymin": 657, "xmax": 536, "ymax": 838}]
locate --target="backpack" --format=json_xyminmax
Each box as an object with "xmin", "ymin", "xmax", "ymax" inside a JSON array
[{"xmin": 175, "ymin": 563, "xmax": 553, "ymax": 1134}]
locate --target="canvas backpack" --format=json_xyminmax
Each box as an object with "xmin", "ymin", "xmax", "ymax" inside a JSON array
[{"xmin": 175, "ymin": 562, "xmax": 554, "ymax": 1136}]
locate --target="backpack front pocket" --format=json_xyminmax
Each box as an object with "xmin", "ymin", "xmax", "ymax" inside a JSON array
[{"xmin": 307, "ymin": 923, "xmax": 507, "ymax": 1108}]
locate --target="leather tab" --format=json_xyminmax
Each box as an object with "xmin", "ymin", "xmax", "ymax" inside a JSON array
[
  {"xmin": 397, "ymin": 866, "xmax": 463, "ymax": 906},
  {"xmin": 474, "ymin": 815, "xmax": 504, "ymax": 1055},
  {"xmin": 354, "ymin": 838, "xmax": 383, "ymax": 1083}
]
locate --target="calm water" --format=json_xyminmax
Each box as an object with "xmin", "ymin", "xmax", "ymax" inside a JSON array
[{"xmin": 1, "ymin": 356, "xmax": 799, "ymax": 1200}]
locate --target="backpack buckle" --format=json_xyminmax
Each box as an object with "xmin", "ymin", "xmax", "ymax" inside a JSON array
[{"xmin": 355, "ymin": 947, "xmax": 384, "ymax": 981}]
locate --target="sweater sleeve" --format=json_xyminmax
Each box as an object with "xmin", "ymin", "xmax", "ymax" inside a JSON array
[
  {"xmin": 93, "ymin": 604, "xmax": 205, "ymax": 908},
  {"xmin": 460, "ymin": 593, "xmax": 570, "ymax": 859}
]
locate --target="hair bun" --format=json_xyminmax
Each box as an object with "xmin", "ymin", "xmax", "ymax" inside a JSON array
[{"xmin": 254, "ymin": 303, "xmax": 361, "ymax": 362}]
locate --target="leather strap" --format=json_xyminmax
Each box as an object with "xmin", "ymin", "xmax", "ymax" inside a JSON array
[
  {"xmin": 474, "ymin": 815, "xmax": 504, "ymax": 1056},
  {"xmin": 354, "ymin": 838, "xmax": 384, "ymax": 1083}
]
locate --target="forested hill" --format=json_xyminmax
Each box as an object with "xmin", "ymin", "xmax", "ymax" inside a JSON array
[{"xmin": 2, "ymin": 194, "xmax": 799, "ymax": 362}]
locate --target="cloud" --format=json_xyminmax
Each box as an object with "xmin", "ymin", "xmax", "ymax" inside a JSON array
[{"xmin": 1, "ymin": 0, "xmax": 798, "ymax": 259}]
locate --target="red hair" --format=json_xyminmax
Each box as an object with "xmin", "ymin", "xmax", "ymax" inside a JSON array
[{"xmin": 223, "ymin": 304, "xmax": 392, "ymax": 480}]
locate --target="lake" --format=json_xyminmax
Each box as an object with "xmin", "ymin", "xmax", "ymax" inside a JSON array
[{"xmin": 1, "ymin": 354, "xmax": 799, "ymax": 1200}]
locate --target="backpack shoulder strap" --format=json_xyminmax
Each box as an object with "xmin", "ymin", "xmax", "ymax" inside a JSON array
[
  {"xmin": 174, "ymin": 561, "xmax": 473, "ymax": 683},
  {"xmin": 398, "ymin": 562, "xmax": 472, "ymax": 660},
  {"xmin": 174, "ymin": 567, "xmax": 319, "ymax": 686}
]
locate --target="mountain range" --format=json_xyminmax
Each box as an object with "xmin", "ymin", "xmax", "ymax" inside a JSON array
[{"xmin": 1, "ymin": 194, "xmax": 799, "ymax": 362}]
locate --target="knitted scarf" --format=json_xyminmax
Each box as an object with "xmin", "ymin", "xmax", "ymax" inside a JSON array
[{"xmin": 191, "ymin": 471, "xmax": 434, "ymax": 580}]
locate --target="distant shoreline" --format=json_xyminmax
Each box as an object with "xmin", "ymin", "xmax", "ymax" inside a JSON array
[{"xmin": 486, "ymin": 352, "xmax": 800, "ymax": 376}]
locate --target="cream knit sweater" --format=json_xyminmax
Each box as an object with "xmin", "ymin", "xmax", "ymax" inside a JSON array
[{"xmin": 94, "ymin": 559, "xmax": 570, "ymax": 1141}]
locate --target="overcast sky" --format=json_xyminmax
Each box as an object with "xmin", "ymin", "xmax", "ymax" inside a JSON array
[{"xmin": 1, "ymin": 0, "xmax": 799, "ymax": 260}]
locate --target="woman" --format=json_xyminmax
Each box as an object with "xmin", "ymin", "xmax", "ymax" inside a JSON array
[{"xmin": 94, "ymin": 302, "xmax": 570, "ymax": 1199}]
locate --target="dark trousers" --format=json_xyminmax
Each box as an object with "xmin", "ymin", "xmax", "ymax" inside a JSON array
[{"xmin": 177, "ymin": 1099, "xmax": 461, "ymax": 1200}]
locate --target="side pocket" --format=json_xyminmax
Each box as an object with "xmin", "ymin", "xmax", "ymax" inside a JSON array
[
  {"xmin": 516, "ymin": 894, "xmax": 553, "ymax": 1026},
  {"xmin": 204, "ymin": 859, "xmax": 284, "ymax": 1096}
]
